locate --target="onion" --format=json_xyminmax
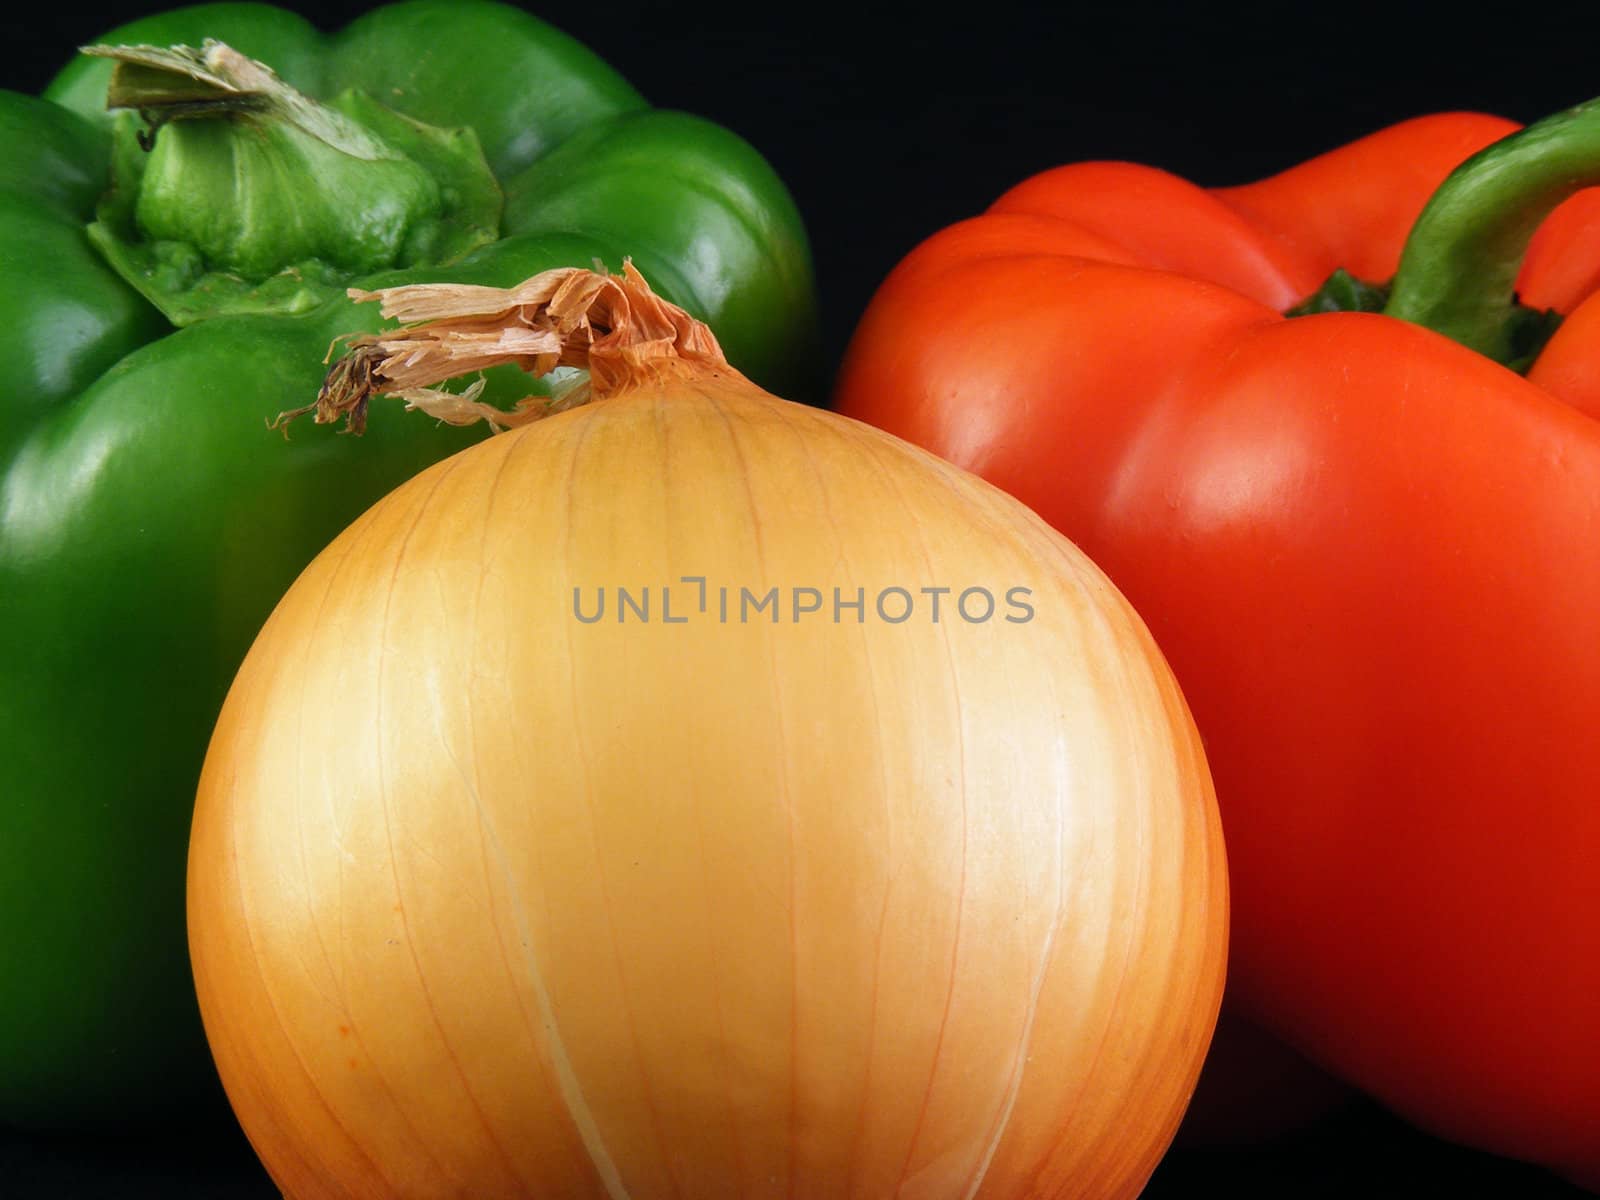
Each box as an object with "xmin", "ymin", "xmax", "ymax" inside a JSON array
[{"xmin": 188, "ymin": 265, "xmax": 1227, "ymax": 1199}]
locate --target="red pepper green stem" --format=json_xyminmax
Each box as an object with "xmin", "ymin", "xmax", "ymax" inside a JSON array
[{"xmin": 1383, "ymin": 97, "xmax": 1600, "ymax": 366}]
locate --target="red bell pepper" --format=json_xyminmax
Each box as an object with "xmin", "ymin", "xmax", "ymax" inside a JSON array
[{"xmin": 834, "ymin": 101, "xmax": 1600, "ymax": 1183}]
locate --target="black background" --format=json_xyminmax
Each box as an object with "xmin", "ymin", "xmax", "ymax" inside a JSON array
[{"xmin": 4, "ymin": 0, "xmax": 1598, "ymax": 1195}]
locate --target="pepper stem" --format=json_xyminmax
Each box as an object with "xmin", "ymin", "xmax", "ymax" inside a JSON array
[
  {"xmin": 1382, "ymin": 97, "xmax": 1600, "ymax": 366},
  {"xmin": 273, "ymin": 261, "xmax": 731, "ymax": 435},
  {"xmin": 83, "ymin": 41, "xmax": 501, "ymax": 326},
  {"xmin": 88, "ymin": 42, "xmax": 391, "ymax": 160}
]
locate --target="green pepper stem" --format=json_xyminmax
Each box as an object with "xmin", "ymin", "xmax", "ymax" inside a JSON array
[
  {"xmin": 81, "ymin": 42, "xmax": 501, "ymax": 326},
  {"xmin": 88, "ymin": 42, "xmax": 396, "ymax": 163},
  {"xmin": 1383, "ymin": 97, "xmax": 1600, "ymax": 365}
]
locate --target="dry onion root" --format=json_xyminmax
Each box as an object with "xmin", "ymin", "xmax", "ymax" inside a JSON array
[{"xmin": 190, "ymin": 263, "xmax": 1228, "ymax": 1199}]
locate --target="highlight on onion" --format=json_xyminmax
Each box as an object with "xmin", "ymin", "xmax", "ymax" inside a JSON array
[{"xmin": 187, "ymin": 264, "xmax": 1228, "ymax": 1199}]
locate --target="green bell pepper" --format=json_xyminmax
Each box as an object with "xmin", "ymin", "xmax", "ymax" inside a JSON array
[{"xmin": 0, "ymin": 0, "xmax": 817, "ymax": 1127}]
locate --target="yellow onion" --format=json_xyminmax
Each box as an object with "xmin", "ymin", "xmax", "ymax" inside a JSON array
[{"xmin": 188, "ymin": 264, "xmax": 1228, "ymax": 1199}]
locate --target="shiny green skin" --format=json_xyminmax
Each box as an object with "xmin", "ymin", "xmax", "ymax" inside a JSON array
[{"xmin": 0, "ymin": 0, "xmax": 817, "ymax": 1127}]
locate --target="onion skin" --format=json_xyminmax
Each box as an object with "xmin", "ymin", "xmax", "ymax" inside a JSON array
[{"xmin": 189, "ymin": 281, "xmax": 1226, "ymax": 1199}]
